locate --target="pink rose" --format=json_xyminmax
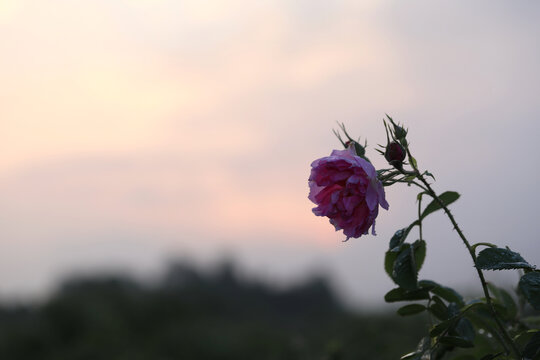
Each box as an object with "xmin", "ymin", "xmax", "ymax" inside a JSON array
[
  {"xmin": 385, "ymin": 142, "xmax": 406, "ymax": 164},
  {"xmin": 308, "ymin": 146, "xmax": 389, "ymax": 240}
]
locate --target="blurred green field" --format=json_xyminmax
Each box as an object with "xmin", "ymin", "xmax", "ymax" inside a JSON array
[{"xmin": 0, "ymin": 262, "xmax": 426, "ymax": 359}]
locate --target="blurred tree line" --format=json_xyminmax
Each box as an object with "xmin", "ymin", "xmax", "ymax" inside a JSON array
[{"xmin": 0, "ymin": 261, "xmax": 426, "ymax": 359}]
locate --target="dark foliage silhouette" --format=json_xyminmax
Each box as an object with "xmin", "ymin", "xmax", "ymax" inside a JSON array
[{"xmin": 0, "ymin": 261, "xmax": 425, "ymax": 359}]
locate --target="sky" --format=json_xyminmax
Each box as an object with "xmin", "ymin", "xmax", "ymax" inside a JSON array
[{"xmin": 1, "ymin": 0, "xmax": 539, "ymax": 308}]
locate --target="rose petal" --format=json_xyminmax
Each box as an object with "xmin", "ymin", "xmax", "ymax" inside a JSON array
[{"xmin": 365, "ymin": 184, "xmax": 378, "ymax": 211}]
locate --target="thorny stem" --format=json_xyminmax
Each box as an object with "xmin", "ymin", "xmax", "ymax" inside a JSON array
[
  {"xmin": 405, "ymin": 149, "xmax": 521, "ymax": 359},
  {"xmin": 403, "ymin": 179, "xmax": 429, "ymax": 192},
  {"xmin": 417, "ymin": 195, "xmax": 423, "ymax": 241}
]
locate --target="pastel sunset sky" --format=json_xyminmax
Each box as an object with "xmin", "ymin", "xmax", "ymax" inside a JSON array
[{"xmin": 1, "ymin": 0, "xmax": 539, "ymax": 307}]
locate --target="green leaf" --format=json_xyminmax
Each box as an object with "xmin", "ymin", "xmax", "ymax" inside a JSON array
[
  {"xmin": 429, "ymin": 296, "xmax": 449, "ymax": 320},
  {"xmin": 390, "ymin": 228, "xmax": 408, "ymax": 249},
  {"xmin": 446, "ymin": 302, "xmax": 461, "ymax": 318},
  {"xmin": 523, "ymin": 331, "xmax": 540, "ymax": 359},
  {"xmin": 385, "ymin": 249, "xmax": 399, "ymax": 279},
  {"xmin": 393, "ymin": 246, "xmax": 418, "ymax": 290},
  {"xmin": 462, "ymin": 301, "xmax": 501, "ymax": 332},
  {"xmin": 421, "ymin": 191, "xmax": 460, "ymax": 220},
  {"xmin": 403, "ymin": 174, "xmax": 416, "ymax": 183},
  {"xmin": 439, "ymin": 335, "xmax": 474, "ymax": 348},
  {"xmin": 386, "ymin": 227, "xmax": 425, "ymax": 283},
  {"xmin": 413, "ymin": 240, "xmax": 427, "ymax": 273},
  {"xmin": 453, "ymin": 318, "xmax": 475, "ymax": 343},
  {"xmin": 397, "ymin": 304, "xmax": 426, "ymax": 316},
  {"xmin": 514, "ymin": 329, "xmax": 539, "ymax": 349},
  {"xmin": 459, "ymin": 300, "xmax": 486, "ymax": 314},
  {"xmin": 419, "ymin": 280, "xmax": 464, "ymax": 306},
  {"xmin": 386, "ymin": 242, "xmax": 425, "ymax": 287},
  {"xmin": 389, "ymin": 223, "xmax": 419, "ymax": 250},
  {"xmin": 409, "ymin": 156, "xmax": 418, "ymax": 169},
  {"xmin": 430, "ymin": 316, "xmax": 459, "ymax": 337},
  {"xmin": 385, "ymin": 287, "xmax": 430, "ymax": 303},
  {"xmin": 476, "ymin": 248, "xmax": 534, "ymax": 271},
  {"xmin": 519, "ymin": 272, "xmax": 540, "ymax": 310}
]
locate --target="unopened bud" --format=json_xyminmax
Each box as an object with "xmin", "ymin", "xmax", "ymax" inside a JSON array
[{"xmin": 385, "ymin": 141, "xmax": 406, "ymax": 168}]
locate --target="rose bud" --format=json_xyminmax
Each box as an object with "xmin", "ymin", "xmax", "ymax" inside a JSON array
[
  {"xmin": 384, "ymin": 141, "xmax": 406, "ymax": 168},
  {"xmin": 386, "ymin": 114, "xmax": 407, "ymax": 140},
  {"xmin": 308, "ymin": 146, "xmax": 389, "ymax": 240}
]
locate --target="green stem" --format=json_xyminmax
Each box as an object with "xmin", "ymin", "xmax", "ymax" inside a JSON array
[
  {"xmin": 387, "ymin": 178, "xmax": 429, "ymax": 192},
  {"xmin": 417, "ymin": 195, "xmax": 423, "ymax": 241},
  {"xmin": 411, "ymin": 169, "xmax": 521, "ymax": 358}
]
